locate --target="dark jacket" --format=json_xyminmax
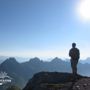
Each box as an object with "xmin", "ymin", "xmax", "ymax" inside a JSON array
[{"xmin": 69, "ymin": 48, "xmax": 80, "ymax": 60}]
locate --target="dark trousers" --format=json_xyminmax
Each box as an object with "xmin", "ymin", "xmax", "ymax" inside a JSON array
[{"xmin": 71, "ymin": 59, "xmax": 78, "ymax": 75}]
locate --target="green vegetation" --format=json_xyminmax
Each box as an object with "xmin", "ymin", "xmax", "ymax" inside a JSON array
[{"xmin": 47, "ymin": 83, "xmax": 65, "ymax": 88}]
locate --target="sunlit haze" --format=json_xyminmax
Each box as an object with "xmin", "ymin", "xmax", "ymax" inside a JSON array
[{"xmin": 76, "ymin": 0, "xmax": 90, "ymax": 21}]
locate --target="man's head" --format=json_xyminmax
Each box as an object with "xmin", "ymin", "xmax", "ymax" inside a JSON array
[{"xmin": 72, "ymin": 43, "xmax": 76, "ymax": 48}]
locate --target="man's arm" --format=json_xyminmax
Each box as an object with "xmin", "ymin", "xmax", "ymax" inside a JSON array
[
  {"xmin": 69, "ymin": 49, "xmax": 71, "ymax": 57},
  {"xmin": 78, "ymin": 49, "xmax": 80, "ymax": 59}
]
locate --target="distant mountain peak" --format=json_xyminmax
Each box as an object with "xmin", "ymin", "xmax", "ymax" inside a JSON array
[
  {"xmin": 29, "ymin": 57, "xmax": 41, "ymax": 63},
  {"xmin": 30, "ymin": 57, "xmax": 40, "ymax": 60},
  {"xmin": 1, "ymin": 57, "xmax": 19, "ymax": 65},
  {"xmin": 52, "ymin": 57, "xmax": 63, "ymax": 62}
]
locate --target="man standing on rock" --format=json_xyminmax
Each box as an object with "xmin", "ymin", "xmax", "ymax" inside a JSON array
[{"xmin": 69, "ymin": 43, "xmax": 80, "ymax": 75}]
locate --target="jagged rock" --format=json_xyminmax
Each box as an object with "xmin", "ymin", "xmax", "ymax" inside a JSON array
[
  {"xmin": 73, "ymin": 78, "xmax": 90, "ymax": 90},
  {"xmin": 23, "ymin": 72, "xmax": 85, "ymax": 90}
]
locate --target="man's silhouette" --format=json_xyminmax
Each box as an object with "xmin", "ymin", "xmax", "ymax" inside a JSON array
[{"xmin": 69, "ymin": 43, "xmax": 80, "ymax": 75}]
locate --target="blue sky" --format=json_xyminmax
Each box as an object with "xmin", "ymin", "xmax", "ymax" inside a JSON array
[{"xmin": 0, "ymin": 0, "xmax": 90, "ymax": 59}]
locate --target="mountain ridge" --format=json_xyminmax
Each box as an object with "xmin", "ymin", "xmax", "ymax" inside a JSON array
[{"xmin": 0, "ymin": 57, "xmax": 90, "ymax": 88}]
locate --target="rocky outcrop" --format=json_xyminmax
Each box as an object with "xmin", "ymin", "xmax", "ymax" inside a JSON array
[
  {"xmin": 23, "ymin": 72, "xmax": 87, "ymax": 90},
  {"xmin": 73, "ymin": 78, "xmax": 90, "ymax": 90}
]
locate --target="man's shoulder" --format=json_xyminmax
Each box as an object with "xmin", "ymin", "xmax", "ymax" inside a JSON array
[
  {"xmin": 75, "ymin": 48, "xmax": 79, "ymax": 51},
  {"xmin": 70, "ymin": 48, "xmax": 79, "ymax": 51}
]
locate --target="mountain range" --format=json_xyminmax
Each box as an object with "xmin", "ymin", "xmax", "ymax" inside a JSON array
[
  {"xmin": 0, "ymin": 57, "xmax": 90, "ymax": 89},
  {"xmin": 0, "ymin": 56, "xmax": 90, "ymax": 64}
]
